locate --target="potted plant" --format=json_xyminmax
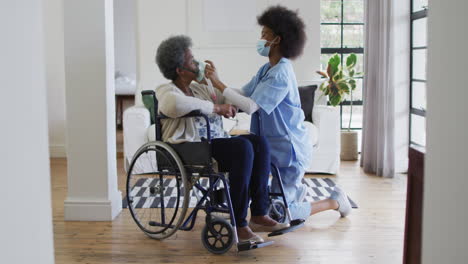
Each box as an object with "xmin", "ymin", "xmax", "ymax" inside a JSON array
[{"xmin": 317, "ymin": 53, "xmax": 362, "ymax": 161}]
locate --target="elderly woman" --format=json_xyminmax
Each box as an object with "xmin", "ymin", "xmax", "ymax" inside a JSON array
[
  {"xmin": 154, "ymin": 35, "xmax": 288, "ymax": 243},
  {"xmin": 205, "ymin": 5, "xmax": 352, "ymax": 221}
]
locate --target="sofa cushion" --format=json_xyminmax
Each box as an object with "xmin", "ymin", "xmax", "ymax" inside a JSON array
[{"xmin": 298, "ymin": 85, "xmax": 318, "ymax": 123}]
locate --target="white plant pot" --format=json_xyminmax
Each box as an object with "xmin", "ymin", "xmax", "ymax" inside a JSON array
[{"xmin": 341, "ymin": 130, "xmax": 358, "ymax": 161}]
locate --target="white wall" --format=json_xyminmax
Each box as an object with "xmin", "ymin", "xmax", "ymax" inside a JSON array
[
  {"xmin": 114, "ymin": 0, "xmax": 137, "ymax": 77},
  {"xmin": 45, "ymin": 0, "xmax": 67, "ymax": 157},
  {"xmin": 0, "ymin": 0, "xmax": 55, "ymax": 263},
  {"xmin": 44, "ymin": 0, "xmax": 320, "ymax": 156},
  {"xmin": 423, "ymin": 0, "xmax": 468, "ymax": 262},
  {"xmin": 136, "ymin": 0, "xmax": 321, "ymax": 91}
]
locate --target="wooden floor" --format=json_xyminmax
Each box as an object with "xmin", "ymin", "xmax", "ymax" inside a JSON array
[{"xmin": 51, "ymin": 157, "xmax": 407, "ymax": 264}]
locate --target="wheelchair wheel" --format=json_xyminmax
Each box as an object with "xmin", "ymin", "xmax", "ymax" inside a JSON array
[
  {"xmin": 269, "ymin": 200, "xmax": 287, "ymax": 223},
  {"xmin": 201, "ymin": 217, "xmax": 234, "ymax": 254},
  {"xmin": 126, "ymin": 141, "xmax": 190, "ymax": 240}
]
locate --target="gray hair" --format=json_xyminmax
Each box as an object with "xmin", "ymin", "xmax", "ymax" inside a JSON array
[{"xmin": 155, "ymin": 35, "xmax": 193, "ymax": 81}]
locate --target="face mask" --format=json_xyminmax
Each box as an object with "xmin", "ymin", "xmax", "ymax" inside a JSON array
[
  {"xmin": 181, "ymin": 59, "xmax": 206, "ymax": 82},
  {"xmin": 256, "ymin": 39, "xmax": 270, "ymax": 57},
  {"xmin": 194, "ymin": 60, "xmax": 206, "ymax": 82},
  {"xmin": 256, "ymin": 37, "xmax": 279, "ymax": 57}
]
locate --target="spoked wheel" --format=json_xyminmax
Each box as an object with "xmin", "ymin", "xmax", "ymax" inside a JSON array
[
  {"xmin": 269, "ymin": 199, "xmax": 287, "ymax": 223},
  {"xmin": 201, "ymin": 217, "xmax": 234, "ymax": 254},
  {"xmin": 126, "ymin": 141, "xmax": 190, "ymax": 240}
]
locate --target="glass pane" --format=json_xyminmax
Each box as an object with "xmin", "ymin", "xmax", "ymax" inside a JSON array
[
  {"xmin": 343, "ymin": 25, "xmax": 364, "ymax": 48},
  {"xmin": 412, "ymin": 48, "xmax": 427, "ymax": 80},
  {"xmin": 411, "ymin": 81, "xmax": 427, "ymax": 111},
  {"xmin": 411, "ymin": 114, "xmax": 426, "ymax": 147},
  {"xmin": 413, "ymin": 0, "xmax": 428, "ymax": 12},
  {"xmin": 320, "ymin": 53, "xmax": 334, "ymax": 71},
  {"xmin": 343, "ymin": 53, "xmax": 364, "ymax": 74},
  {"xmin": 321, "ymin": 25, "xmax": 342, "ymax": 48},
  {"xmin": 350, "ymin": 78, "xmax": 363, "ymax": 102},
  {"xmin": 321, "ymin": 0, "xmax": 342, "ymax": 23},
  {"xmin": 342, "ymin": 105, "xmax": 363, "ymax": 129},
  {"xmin": 412, "ymin": 17, "xmax": 427, "ymax": 47},
  {"xmin": 344, "ymin": 0, "xmax": 364, "ymax": 23}
]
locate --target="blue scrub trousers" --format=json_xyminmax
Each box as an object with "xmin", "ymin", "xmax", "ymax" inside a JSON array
[{"xmin": 271, "ymin": 165, "xmax": 312, "ymax": 220}]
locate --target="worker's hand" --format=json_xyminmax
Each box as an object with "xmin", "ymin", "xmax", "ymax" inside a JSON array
[
  {"xmin": 204, "ymin": 60, "xmax": 218, "ymax": 80},
  {"xmin": 214, "ymin": 104, "xmax": 236, "ymax": 118},
  {"xmin": 205, "ymin": 60, "xmax": 227, "ymax": 92}
]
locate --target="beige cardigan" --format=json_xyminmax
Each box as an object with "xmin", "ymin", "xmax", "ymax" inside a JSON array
[{"xmin": 155, "ymin": 82, "xmax": 226, "ymax": 143}]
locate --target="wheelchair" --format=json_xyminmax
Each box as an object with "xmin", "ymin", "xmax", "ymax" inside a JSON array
[{"xmin": 125, "ymin": 90, "xmax": 305, "ymax": 254}]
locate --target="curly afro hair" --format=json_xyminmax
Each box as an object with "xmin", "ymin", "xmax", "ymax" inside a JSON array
[{"xmin": 257, "ymin": 5, "xmax": 306, "ymax": 60}]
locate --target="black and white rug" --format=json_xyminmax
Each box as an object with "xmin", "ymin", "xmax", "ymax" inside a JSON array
[{"xmin": 123, "ymin": 177, "xmax": 358, "ymax": 209}]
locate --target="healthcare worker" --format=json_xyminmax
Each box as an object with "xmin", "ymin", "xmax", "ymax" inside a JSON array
[{"xmin": 205, "ymin": 5, "xmax": 352, "ymax": 222}]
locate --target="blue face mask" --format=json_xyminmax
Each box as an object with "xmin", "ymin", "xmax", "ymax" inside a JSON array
[{"xmin": 256, "ymin": 39, "xmax": 270, "ymax": 57}]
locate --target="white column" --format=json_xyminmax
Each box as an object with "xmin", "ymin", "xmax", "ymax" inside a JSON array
[
  {"xmin": 423, "ymin": 0, "xmax": 468, "ymax": 263},
  {"xmin": 0, "ymin": 0, "xmax": 55, "ymax": 263},
  {"xmin": 63, "ymin": 0, "xmax": 122, "ymax": 221}
]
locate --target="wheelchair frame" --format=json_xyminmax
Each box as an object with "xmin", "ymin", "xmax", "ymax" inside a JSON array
[{"xmin": 125, "ymin": 90, "xmax": 303, "ymax": 254}]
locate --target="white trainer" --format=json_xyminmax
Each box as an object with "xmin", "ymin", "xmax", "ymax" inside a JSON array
[{"xmin": 330, "ymin": 186, "xmax": 352, "ymax": 217}]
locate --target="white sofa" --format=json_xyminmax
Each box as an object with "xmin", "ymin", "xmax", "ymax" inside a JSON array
[{"xmin": 123, "ymin": 86, "xmax": 340, "ymax": 174}]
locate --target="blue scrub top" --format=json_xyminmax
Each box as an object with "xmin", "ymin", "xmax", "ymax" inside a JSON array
[{"xmin": 242, "ymin": 58, "xmax": 311, "ymax": 170}]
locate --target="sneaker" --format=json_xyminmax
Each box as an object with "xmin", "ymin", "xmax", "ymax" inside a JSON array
[{"xmin": 330, "ymin": 186, "xmax": 352, "ymax": 217}]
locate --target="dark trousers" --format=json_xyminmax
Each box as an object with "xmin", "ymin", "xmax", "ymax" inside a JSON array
[{"xmin": 211, "ymin": 134, "xmax": 271, "ymax": 227}]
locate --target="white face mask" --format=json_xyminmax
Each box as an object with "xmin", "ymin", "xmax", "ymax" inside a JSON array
[
  {"xmin": 194, "ymin": 59, "xmax": 206, "ymax": 82},
  {"xmin": 181, "ymin": 59, "xmax": 206, "ymax": 82}
]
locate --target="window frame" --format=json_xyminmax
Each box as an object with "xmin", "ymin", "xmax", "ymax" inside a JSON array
[
  {"xmin": 321, "ymin": 0, "xmax": 365, "ymax": 130},
  {"xmin": 409, "ymin": 0, "xmax": 428, "ymax": 148}
]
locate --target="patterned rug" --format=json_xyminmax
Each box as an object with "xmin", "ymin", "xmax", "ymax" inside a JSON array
[{"xmin": 123, "ymin": 177, "xmax": 358, "ymax": 209}]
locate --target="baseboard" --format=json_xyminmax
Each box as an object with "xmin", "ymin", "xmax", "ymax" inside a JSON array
[
  {"xmin": 64, "ymin": 190, "xmax": 122, "ymax": 221},
  {"xmin": 49, "ymin": 144, "xmax": 67, "ymax": 158}
]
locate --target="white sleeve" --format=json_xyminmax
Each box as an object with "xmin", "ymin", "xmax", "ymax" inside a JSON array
[
  {"xmin": 222, "ymin": 87, "xmax": 259, "ymax": 115},
  {"xmin": 156, "ymin": 86, "xmax": 214, "ymax": 118}
]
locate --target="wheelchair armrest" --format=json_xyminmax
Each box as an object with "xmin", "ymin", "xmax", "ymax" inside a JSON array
[{"xmin": 159, "ymin": 110, "xmax": 203, "ymax": 119}]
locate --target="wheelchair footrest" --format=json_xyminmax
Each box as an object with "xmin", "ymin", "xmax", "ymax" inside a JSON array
[
  {"xmin": 237, "ymin": 241, "xmax": 274, "ymax": 251},
  {"xmin": 267, "ymin": 219, "xmax": 305, "ymax": 237}
]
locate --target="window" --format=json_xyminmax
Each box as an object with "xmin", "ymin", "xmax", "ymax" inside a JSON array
[
  {"xmin": 410, "ymin": 0, "xmax": 428, "ymax": 147},
  {"xmin": 320, "ymin": 0, "xmax": 365, "ymax": 131}
]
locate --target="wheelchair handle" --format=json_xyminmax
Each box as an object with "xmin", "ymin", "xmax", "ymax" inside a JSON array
[{"xmin": 141, "ymin": 90, "xmax": 212, "ymax": 142}]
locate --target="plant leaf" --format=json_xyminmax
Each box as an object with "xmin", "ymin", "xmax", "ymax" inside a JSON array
[
  {"xmin": 332, "ymin": 69, "xmax": 342, "ymax": 82},
  {"xmin": 338, "ymin": 82, "xmax": 350, "ymax": 93},
  {"xmin": 349, "ymin": 79, "xmax": 356, "ymax": 90},
  {"xmin": 329, "ymin": 94, "xmax": 342, "ymax": 106},
  {"xmin": 328, "ymin": 54, "xmax": 340, "ymax": 77},
  {"xmin": 346, "ymin": 53, "xmax": 357, "ymax": 68},
  {"xmin": 326, "ymin": 64, "xmax": 332, "ymax": 78},
  {"xmin": 319, "ymin": 81, "xmax": 327, "ymax": 92},
  {"xmin": 316, "ymin": 71, "xmax": 328, "ymax": 78}
]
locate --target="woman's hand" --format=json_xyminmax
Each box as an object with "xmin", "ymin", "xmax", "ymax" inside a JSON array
[
  {"xmin": 205, "ymin": 60, "xmax": 227, "ymax": 92},
  {"xmin": 214, "ymin": 104, "xmax": 237, "ymax": 118}
]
